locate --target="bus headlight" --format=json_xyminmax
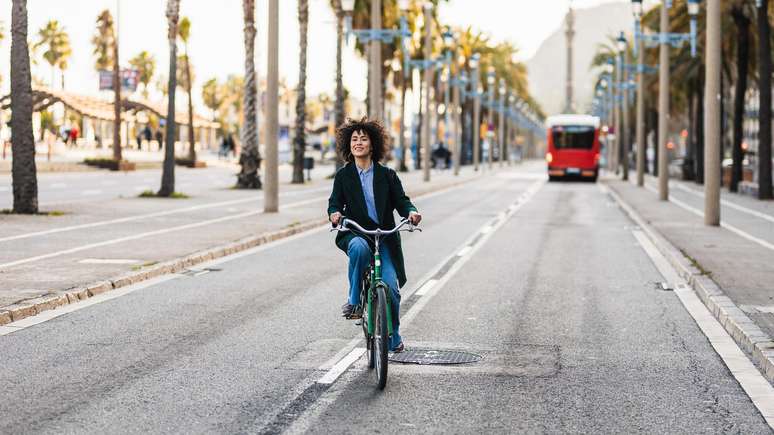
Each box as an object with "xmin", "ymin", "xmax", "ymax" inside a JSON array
[{"xmin": 546, "ymin": 152, "xmax": 553, "ymax": 163}]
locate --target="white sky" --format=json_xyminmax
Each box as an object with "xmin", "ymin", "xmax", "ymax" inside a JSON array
[{"xmin": 0, "ymin": 0, "xmax": 639, "ymax": 112}]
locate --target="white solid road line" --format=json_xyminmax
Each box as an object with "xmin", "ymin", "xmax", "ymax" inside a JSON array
[
  {"xmin": 456, "ymin": 245, "xmax": 473, "ymax": 257},
  {"xmin": 0, "ymin": 185, "xmax": 332, "ymax": 244},
  {"xmin": 673, "ymin": 182, "xmax": 774, "ymax": 224},
  {"xmin": 632, "ymin": 230, "xmax": 774, "ymax": 429},
  {"xmin": 0, "ymin": 196, "xmax": 327, "ymax": 270},
  {"xmin": 317, "ymin": 348, "xmax": 366, "ymax": 385},
  {"xmin": 414, "ymin": 279, "xmax": 439, "ymax": 296},
  {"xmin": 644, "ymin": 184, "xmax": 774, "ymax": 252}
]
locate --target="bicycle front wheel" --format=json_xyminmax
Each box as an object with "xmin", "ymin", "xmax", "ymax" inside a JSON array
[{"xmin": 374, "ymin": 284, "xmax": 389, "ymax": 389}]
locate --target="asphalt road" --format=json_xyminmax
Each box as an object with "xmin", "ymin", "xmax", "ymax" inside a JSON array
[{"xmin": 0, "ymin": 166, "xmax": 770, "ymax": 434}]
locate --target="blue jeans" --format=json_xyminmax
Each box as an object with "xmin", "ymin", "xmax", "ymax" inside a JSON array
[{"xmin": 347, "ymin": 237, "xmax": 402, "ymax": 351}]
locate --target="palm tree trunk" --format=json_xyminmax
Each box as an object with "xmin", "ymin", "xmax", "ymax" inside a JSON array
[
  {"xmin": 10, "ymin": 0, "xmax": 38, "ymax": 214},
  {"xmin": 650, "ymin": 107, "xmax": 659, "ymax": 176},
  {"xmin": 758, "ymin": 0, "xmax": 772, "ymax": 199},
  {"xmin": 416, "ymin": 77, "xmax": 423, "ymax": 170},
  {"xmin": 159, "ymin": 0, "xmax": 180, "ymax": 197},
  {"xmin": 185, "ymin": 49, "xmax": 195, "ymax": 162},
  {"xmin": 292, "ymin": 0, "xmax": 308, "ymax": 184},
  {"xmin": 112, "ymin": 19, "xmax": 122, "ymax": 162},
  {"xmin": 334, "ymin": 0, "xmax": 344, "ymax": 171},
  {"xmin": 236, "ymin": 0, "xmax": 262, "ymax": 189},
  {"xmin": 730, "ymin": 6, "xmax": 750, "ymax": 192}
]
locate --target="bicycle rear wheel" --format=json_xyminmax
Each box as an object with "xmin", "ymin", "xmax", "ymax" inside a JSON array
[{"xmin": 373, "ymin": 284, "xmax": 389, "ymax": 389}]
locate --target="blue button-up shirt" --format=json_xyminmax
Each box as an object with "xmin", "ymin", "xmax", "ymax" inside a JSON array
[{"xmin": 358, "ymin": 164, "xmax": 379, "ymax": 224}]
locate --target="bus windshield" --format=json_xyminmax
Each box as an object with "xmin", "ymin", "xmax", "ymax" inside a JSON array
[{"xmin": 551, "ymin": 125, "xmax": 595, "ymax": 150}]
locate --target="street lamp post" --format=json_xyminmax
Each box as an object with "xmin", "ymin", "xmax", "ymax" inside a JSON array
[
  {"xmin": 614, "ymin": 55, "xmax": 622, "ymax": 174},
  {"xmin": 450, "ymin": 68, "xmax": 467, "ymax": 176},
  {"xmin": 421, "ymin": 2, "xmax": 432, "ymax": 182},
  {"xmin": 658, "ymin": 2, "xmax": 670, "ymax": 199},
  {"xmin": 633, "ymin": 0, "xmax": 646, "ymax": 186},
  {"xmin": 470, "ymin": 54, "xmax": 481, "ymax": 171},
  {"xmin": 617, "ymin": 32, "xmax": 630, "ymax": 181},
  {"xmin": 486, "ymin": 66, "xmax": 496, "ymax": 169},
  {"xmin": 504, "ymin": 78, "xmax": 506, "ymax": 168},
  {"xmin": 507, "ymin": 93, "xmax": 515, "ymax": 165},
  {"xmin": 705, "ymin": 0, "xmax": 720, "ymax": 225},
  {"xmin": 442, "ymin": 29, "xmax": 453, "ymax": 170},
  {"xmin": 265, "ymin": 0, "xmax": 279, "ymax": 212},
  {"xmin": 370, "ymin": 0, "xmax": 382, "ymax": 122}
]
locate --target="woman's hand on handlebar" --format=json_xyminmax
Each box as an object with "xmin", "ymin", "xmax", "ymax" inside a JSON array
[
  {"xmin": 330, "ymin": 212, "xmax": 342, "ymax": 226},
  {"xmin": 408, "ymin": 211, "xmax": 422, "ymax": 226}
]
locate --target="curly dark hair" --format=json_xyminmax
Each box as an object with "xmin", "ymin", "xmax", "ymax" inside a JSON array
[{"xmin": 335, "ymin": 117, "xmax": 390, "ymax": 163}]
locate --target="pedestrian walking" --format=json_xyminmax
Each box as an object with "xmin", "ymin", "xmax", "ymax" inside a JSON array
[{"xmin": 155, "ymin": 129, "xmax": 163, "ymax": 151}]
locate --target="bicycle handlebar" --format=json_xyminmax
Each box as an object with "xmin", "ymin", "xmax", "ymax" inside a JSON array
[{"xmin": 329, "ymin": 217, "xmax": 421, "ymax": 236}]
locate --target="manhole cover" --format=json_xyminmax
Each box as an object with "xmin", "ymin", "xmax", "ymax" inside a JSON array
[{"xmin": 389, "ymin": 348, "xmax": 482, "ymax": 365}]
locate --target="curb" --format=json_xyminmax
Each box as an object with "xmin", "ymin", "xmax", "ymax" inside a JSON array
[
  {"xmin": 0, "ymin": 172, "xmax": 482, "ymax": 327},
  {"xmin": 603, "ymin": 181, "xmax": 774, "ymax": 384}
]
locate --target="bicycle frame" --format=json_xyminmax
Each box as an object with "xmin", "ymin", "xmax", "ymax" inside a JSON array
[{"xmin": 366, "ymin": 234, "xmax": 394, "ymax": 338}]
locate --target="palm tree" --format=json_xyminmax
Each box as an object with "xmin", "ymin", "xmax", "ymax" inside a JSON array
[
  {"xmin": 159, "ymin": 0, "xmax": 180, "ymax": 197},
  {"xmin": 91, "ymin": 11, "xmax": 114, "ymax": 71},
  {"xmin": 129, "ymin": 51, "xmax": 156, "ymax": 99},
  {"xmin": 236, "ymin": 0, "xmax": 261, "ymax": 189},
  {"xmin": 201, "ymin": 77, "xmax": 222, "ymax": 121},
  {"xmin": 91, "ymin": 10, "xmax": 122, "ymax": 162},
  {"xmin": 331, "ymin": 0, "xmax": 345, "ymax": 170},
  {"xmin": 730, "ymin": 3, "xmax": 751, "ymax": 192},
  {"xmin": 10, "ymin": 0, "xmax": 38, "ymax": 214},
  {"xmin": 758, "ymin": 0, "xmax": 772, "ymax": 199},
  {"xmin": 34, "ymin": 20, "xmax": 71, "ymax": 89},
  {"xmin": 293, "ymin": 0, "xmax": 309, "ymax": 184},
  {"xmin": 177, "ymin": 17, "xmax": 196, "ymax": 163}
]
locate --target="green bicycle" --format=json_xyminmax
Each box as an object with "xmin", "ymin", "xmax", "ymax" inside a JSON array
[{"xmin": 331, "ymin": 217, "xmax": 420, "ymax": 389}]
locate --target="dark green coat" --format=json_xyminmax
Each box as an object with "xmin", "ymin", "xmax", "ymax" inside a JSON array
[{"xmin": 327, "ymin": 162, "xmax": 418, "ymax": 288}]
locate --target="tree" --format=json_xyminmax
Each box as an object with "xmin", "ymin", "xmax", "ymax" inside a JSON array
[
  {"xmin": 91, "ymin": 10, "xmax": 114, "ymax": 71},
  {"xmin": 730, "ymin": 4, "xmax": 751, "ymax": 192},
  {"xmin": 129, "ymin": 51, "xmax": 156, "ymax": 99},
  {"xmin": 34, "ymin": 20, "xmax": 71, "ymax": 89},
  {"xmin": 154, "ymin": 73, "xmax": 168, "ymax": 98},
  {"xmin": 236, "ymin": 0, "xmax": 262, "ymax": 189},
  {"xmin": 331, "ymin": 0, "xmax": 345, "ymax": 170},
  {"xmin": 201, "ymin": 77, "xmax": 222, "ymax": 121},
  {"xmin": 159, "ymin": 0, "xmax": 180, "ymax": 197},
  {"xmin": 293, "ymin": 0, "xmax": 309, "ymax": 184},
  {"xmin": 11, "ymin": 0, "xmax": 38, "ymax": 214},
  {"xmin": 758, "ymin": 0, "xmax": 772, "ymax": 199},
  {"xmin": 177, "ymin": 17, "xmax": 196, "ymax": 163},
  {"xmin": 91, "ymin": 10, "xmax": 122, "ymax": 161}
]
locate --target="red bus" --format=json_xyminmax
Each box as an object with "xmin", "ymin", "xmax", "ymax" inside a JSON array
[{"xmin": 545, "ymin": 115, "xmax": 601, "ymax": 182}]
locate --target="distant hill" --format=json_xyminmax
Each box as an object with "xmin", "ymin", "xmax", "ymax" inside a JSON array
[{"xmin": 526, "ymin": 2, "xmax": 634, "ymax": 116}]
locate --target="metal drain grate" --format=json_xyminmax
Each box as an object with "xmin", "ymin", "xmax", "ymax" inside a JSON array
[{"xmin": 389, "ymin": 348, "xmax": 482, "ymax": 365}]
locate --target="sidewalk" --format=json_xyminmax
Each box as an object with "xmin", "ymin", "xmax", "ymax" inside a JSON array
[
  {"xmin": 0, "ymin": 148, "xmax": 238, "ymax": 173},
  {"xmin": 604, "ymin": 176, "xmax": 774, "ymax": 382},
  {"xmin": 0, "ymin": 161, "xmax": 518, "ymax": 327}
]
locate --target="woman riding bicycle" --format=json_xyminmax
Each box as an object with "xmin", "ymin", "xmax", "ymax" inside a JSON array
[{"xmin": 328, "ymin": 117, "xmax": 422, "ymax": 353}]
